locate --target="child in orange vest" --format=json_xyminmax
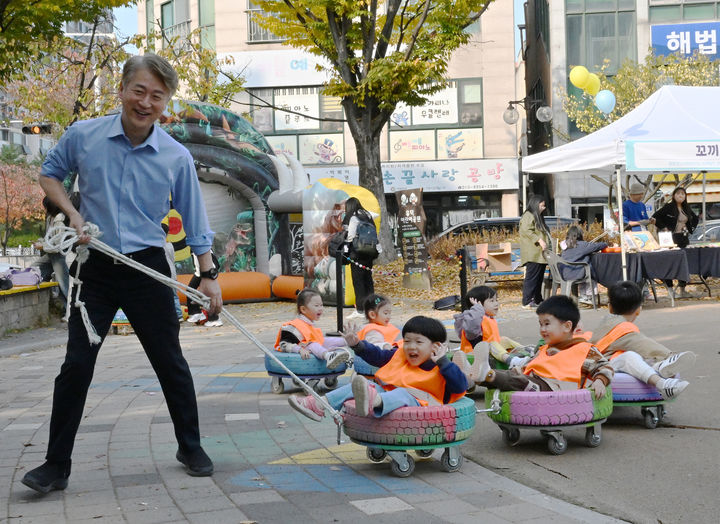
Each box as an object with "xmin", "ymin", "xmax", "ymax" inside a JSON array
[
  {"xmin": 287, "ymin": 316, "xmax": 468, "ymax": 420},
  {"xmin": 357, "ymin": 294, "xmax": 402, "ymax": 349},
  {"xmin": 470, "ymin": 295, "xmax": 613, "ymax": 398},
  {"xmin": 454, "ymin": 286, "xmax": 530, "ymax": 368},
  {"xmin": 274, "ymin": 289, "xmax": 351, "ymax": 369},
  {"xmin": 589, "ymin": 281, "xmax": 694, "ymax": 398}
]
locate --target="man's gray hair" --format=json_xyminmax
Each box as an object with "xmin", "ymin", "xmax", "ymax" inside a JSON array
[{"xmin": 121, "ymin": 54, "xmax": 178, "ymax": 95}]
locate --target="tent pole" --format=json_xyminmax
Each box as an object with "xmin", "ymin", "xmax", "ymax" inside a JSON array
[
  {"xmin": 702, "ymin": 171, "xmax": 707, "ymax": 237},
  {"xmin": 616, "ymin": 165, "xmax": 627, "ymax": 281}
]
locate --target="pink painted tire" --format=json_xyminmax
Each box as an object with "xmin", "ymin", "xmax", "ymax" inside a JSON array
[
  {"xmin": 486, "ymin": 389, "xmax": 613, "ymax": 426},
  {"xmin": 611, "ymin": 372, "xmax": 662, "ymax": 402},
  {"xmin": 342, "ymin": 397, "xmax": 476, "ymax": 446}
]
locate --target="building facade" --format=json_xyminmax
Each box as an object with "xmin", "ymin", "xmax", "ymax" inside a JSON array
[
  {"xmin": 138, "ymin": 0, "xmax": 524, "ymax": 237},
  {"xmin": 525, "ymin": 0, "xmax": 720, "ymax": 223}
]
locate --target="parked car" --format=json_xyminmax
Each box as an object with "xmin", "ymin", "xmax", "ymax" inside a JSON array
[
  {"xmin": 689, "ymin": 220, "xmax": 720, "ymax": 243},
  {"xmin": 431, "ymin": 216, "xmax": 579, "ymax": 242}
]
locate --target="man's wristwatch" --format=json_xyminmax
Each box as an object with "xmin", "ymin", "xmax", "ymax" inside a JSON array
[{"xmin": 199, "ymin": 267, "xmax": 218, "ymax": 280}]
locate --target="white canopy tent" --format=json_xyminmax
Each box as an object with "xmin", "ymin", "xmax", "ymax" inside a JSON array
[{"xmin": 522, "ymin": 85, "xmax": 720, "ymax": 279}]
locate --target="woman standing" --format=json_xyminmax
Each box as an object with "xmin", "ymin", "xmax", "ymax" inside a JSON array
[
  {"xmin": 343, "ymin": 197, "xmax": 381, "ymax": 319},
  {"xmin": 519, "ymin": 195, "xmax": 551, "ymax": 308},
  {"xmin": 652, "ymin": 187, "xmax": 698, "ymax": 298}
]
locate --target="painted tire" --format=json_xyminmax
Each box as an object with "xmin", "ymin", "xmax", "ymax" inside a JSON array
[
  {"xmin": 611, "ymin": 372, "xmax": 663, "ymax": 401},
  {"xmin": 486, "ymin": 388, "xmax": 613, "ymax": 426},
  {"xmin": 264, "ymin": 352, "xmax": 347, "ymax": 375},
  {"xmin": 352, "ymin": 355, "xmax": 379, "ymax": 377},
  {"xmin": 342, "ymin": 397, "xmax": 476, "ymax": 446}
]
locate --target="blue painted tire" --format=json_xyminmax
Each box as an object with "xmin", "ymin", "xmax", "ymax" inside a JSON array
[
  {"xmin": 352, "ymin": 355, "xmax": 379, "ymax": 376},
  {"xmin": 611, "ymin": 372, "xmax": 663, "ymax": 402},
  {"xmin": 264, "ymin": 352, "xmax": 347, "ymax": 376},
  {"xmin": 342, "ymin": 397, "xmax": 476, "ymax": 446}
]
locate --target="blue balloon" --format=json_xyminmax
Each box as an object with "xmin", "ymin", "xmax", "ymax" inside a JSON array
[{"xmin": 594, "ymin": 90, "xmax": 616, "ymax": 114}]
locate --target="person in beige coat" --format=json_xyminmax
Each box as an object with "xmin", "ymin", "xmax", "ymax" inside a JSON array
[{"xmin": 519, "ymin": 195, "xmax": 551, "ymax": 308}]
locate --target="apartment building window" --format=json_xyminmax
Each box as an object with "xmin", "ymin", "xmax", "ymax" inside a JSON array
[
  {"xmin": 650, "ymin": 1, "xmax": 720, "ymax": 22},
  {"xmin": 566, "ymin": 0, "xmax": 636, "ymax": 74},
  {"xmin": 199, "ymin": 0, "xmax": 215, "ymax": 49},
  {"xmin": 146, "ymin": 0, "xmax": 155, "ymax": 40},
  {"xmin": 247, "ymin": 1, "xmax": 283, "ymax": 42},
  {"xmin": 161, "ymin": 0, "xmax": 191, "ymax": 45}
]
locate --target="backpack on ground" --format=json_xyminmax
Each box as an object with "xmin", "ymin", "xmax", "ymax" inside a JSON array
[{"xmin": 352, "ymin": 216, "xmax": 379, "ymax": 258}]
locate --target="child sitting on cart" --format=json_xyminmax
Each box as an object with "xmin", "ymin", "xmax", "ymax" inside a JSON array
[
  {"xmin": 589, "ymin": 281, "xmax": 694, "ymax": 399},
  {"xmin": 356, "ymin": 294, "xmax": 402, "ymax": 350},
  {"xmin": 469, "ymin": 295, "xmax": 614, "ymax": 399},
  {"xmin": 274, "ymin": 289, "xmax": 351, "ymax": 369},
  {"xmin": 287, "ymin": 316, "xmax": 468, "ymax": 420}
]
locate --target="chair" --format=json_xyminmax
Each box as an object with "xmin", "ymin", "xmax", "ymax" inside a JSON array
[{"xmin": 542, "ymin": 249, "xmax": 597, "ymax": 309}]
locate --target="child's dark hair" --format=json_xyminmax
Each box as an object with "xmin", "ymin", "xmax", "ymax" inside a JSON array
[
  {"xmin": 296, "ymin": 288, "xmax": 321, "ymax": 313},
  {"xmin": 536, "ymin": 295, "xmax": 580, "ymax": 330},
  {"xmin": 607, "ymin": 281, "xmax": 643, "ymax": 315},
  {"xmin": 402, "ymin": 316, "xmax": 447, "ymax": 343},
  {"xmin": 363, "ymin": 293, "xmax": 390, "ymax": 319},
  {"xmin": 462, "ymin": 285, "xmax": 497, "ymax": 311},
  {"xmin": 564, "ymin": 225, "xmax": 584, "ymax": 250}
]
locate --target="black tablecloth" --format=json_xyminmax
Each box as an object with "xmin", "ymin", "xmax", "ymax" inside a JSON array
[
  {"xmin": 684, "ymin": 247, "xmax": 720, "ymax": 278},
  {"xmin": 592, "ymin": 250, "xmax": 690, "ymax": 287}
]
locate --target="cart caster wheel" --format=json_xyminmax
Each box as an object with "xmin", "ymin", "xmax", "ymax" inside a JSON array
[
  {"xmin": 501, "ymin": 427, "xmax": 521, "ymax": 446},
  {"xmin": 584, "ymin": 426, "xmax": 602, "ymax": 448},
  {"xmin": 390, "ymin": 454, "xmax": 415, "ymax": 477},
  {"xmin": 366, "ymin": 448, "xmax": 387, "ymax": 463},
  {"xmin": 322, "ymin": 376, "xmax": 338, "ymax": 389},
  {"xmin": 270, "ymin": 376, "xmax": 284, "ymax": 394},
  {"xmin": 642, "ymin": 408, "xmax": 658, "ymax": 429},
  {"xmin": 415, "ymin": 449, "xmax": 434, "ymax": 458},
  {"xmin": 546, "ymin": 434, "xmax": 567, "ymax": 455},
  {"xmin": 440, "ymin": 449, "xmax": 463, "ymax": 472}
]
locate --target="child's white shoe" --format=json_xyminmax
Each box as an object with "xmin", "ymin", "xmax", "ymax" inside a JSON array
[
  {"xmin": 325, "ymin": 348, "xmax": 351, "ymax": 370},
  {"xmin": 659, "ymin": 377, "xmax": 689, "ymax": 400},
  {"xmin": 653, "ymin": 351, "xmax": 696, "ymax": 378}
]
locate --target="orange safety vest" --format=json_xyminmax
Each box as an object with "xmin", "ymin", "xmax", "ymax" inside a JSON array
[
  {"xmin": 374, "ymin": 349, "xmax": 465, "ymax": 406},
  {"xmin": 274, "ymin": 318, "xmax": 325, "ymax": 351},
  {"xmin": 523, "ymin": 341, "xmax": 594, "ymax": 387},
  {"xmin": 593, "ymin": 321, "xmax": 639, "ymax": 359},
  {"xmin": 358, "ymin": 322, "xmax": 402, "ymax": 346},
  {"xmin": 460, "ymin": 315, "xmax": 501, "ymax": 353}
]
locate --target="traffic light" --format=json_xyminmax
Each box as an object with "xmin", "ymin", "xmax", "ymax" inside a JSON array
[{"xmin": 22, "ymin": 123, "xmax": 52, "ymax": 134}]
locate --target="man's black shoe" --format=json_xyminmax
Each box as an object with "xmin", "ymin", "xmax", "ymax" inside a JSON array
[
  {"xmin": 21, "ymin": 460, "xmax": 71, "ymax": 494},
  {"xmin": 176, "ymin": 447, "xmax": 213, "ymax": 477}
]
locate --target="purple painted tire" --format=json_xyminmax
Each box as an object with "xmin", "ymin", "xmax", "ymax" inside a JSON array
[
  {"xmin": 486, "ymin": 388, "xmax": 613, "ymax": 426},
  {"xmin": 611, "ymin": 372, "xmax": 662, "ymax": 402}
]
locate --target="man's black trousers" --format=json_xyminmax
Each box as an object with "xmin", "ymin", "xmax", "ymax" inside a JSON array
[{"xmin": 46, "ymin": 248, "xmax": 201, "ymax": 463}]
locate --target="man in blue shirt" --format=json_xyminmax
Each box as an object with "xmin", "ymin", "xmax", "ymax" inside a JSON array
[
  {"xmin": 22, "ymin": 54, "xmax": 222, "ymax": 494},
  {"xmin": 623, "ymin": 183, "xmax": 655, "ymax": 231}
]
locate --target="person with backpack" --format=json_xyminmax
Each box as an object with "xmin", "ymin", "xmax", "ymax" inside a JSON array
[{"xmin": 343, "ymin": 197, "xmax": 381, "ymax": 320}]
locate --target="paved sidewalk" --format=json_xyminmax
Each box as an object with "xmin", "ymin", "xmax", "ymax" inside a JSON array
[{"xmin": 1, "ymin": 304, "xmax": 624, "ymax": 524}]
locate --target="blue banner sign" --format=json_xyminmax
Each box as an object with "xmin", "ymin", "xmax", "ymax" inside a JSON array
[{"xmin": 652, "ymin": 22, "xmax": 720, "ymax": 60}]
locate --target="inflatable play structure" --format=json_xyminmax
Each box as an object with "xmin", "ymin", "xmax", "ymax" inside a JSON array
[{"xmin": 160, "ymin": 100, "xmax": 380, "ymax": 307}]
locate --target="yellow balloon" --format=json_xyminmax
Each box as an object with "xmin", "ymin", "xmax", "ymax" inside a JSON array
[
  {"xmin": 569, "ymin": 66, "xmax": 589, "ymax": 89},
  {"xmin": 585, "ymin": 73, "xmax": 600, "ymax": 96}
]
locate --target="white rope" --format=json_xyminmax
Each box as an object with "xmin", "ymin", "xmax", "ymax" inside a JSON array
[{"xmin": 43, "ymin": 222, "xmax": 344, "ymax": 429}]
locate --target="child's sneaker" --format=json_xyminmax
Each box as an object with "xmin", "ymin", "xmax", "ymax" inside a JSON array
[
  {"xmin": 470, "ymin": 342, "xmax": 492, "ymax": 382},
  {"xmin": 659, "ymin": 377, "xmax": 689, "ymax": 399},
  {"xmin": 186, "ymin": 313, "xmax": 205, "ymax": 324},
  {"xmin": 325, "ymin": 348, "xmax": 351, "ymax": 370},
  {"xmin": 351, "ymin": 374, "xmax": 378, "ymax": 417},
  {"xmin": 205, "ymin": 319, "xmax": 223, "ymax": 327},
  {"xmin": 288, "ymin": 394, "xmax": 325, "ymax": 421},
  {"xmin": 653, "ymin": 351, "xmax": 696, "ymax": 378}
]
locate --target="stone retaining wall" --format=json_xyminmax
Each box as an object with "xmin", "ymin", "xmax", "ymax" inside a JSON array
[{"xmin": 0, "ymin": 283, "xmax": 57, "ymax": 337}]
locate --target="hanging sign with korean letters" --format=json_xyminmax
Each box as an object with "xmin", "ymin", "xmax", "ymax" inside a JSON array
[{"xmin": 626, "ymin": 140, "xmax": 720, "ymax": 171}]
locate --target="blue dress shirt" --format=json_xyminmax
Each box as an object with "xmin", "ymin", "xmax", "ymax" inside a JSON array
[
  {"xmin": 41, "ymin": 114, "xmax": 213, "ymax": 254},
  {"xmin": 622, "ymin": 199, "xmax": 649, "ymax": 232}
]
